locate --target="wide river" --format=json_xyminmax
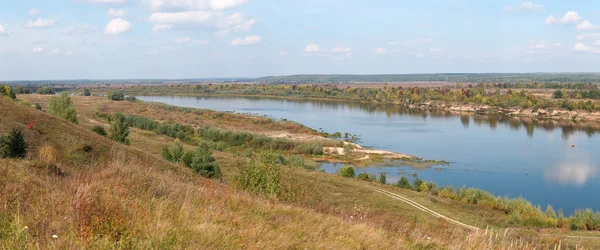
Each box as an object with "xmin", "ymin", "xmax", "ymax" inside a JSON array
[{"xmin": 138, "ymin": 95, "xmax": 599, "ymax": 214}]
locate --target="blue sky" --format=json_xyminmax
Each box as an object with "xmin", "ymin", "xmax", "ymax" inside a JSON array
[{"xmin": 0, "ymin": 0, "xmax": 599, "ymax": 80}]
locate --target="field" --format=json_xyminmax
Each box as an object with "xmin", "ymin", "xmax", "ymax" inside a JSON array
[{"xmin": 2, "ymin": 94, "xmax": 600, "ymax": 249}]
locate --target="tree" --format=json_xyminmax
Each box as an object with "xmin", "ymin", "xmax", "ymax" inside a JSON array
[
  {"xmin": 49, "ymin": 93, "xmax": 78, "ymax": 124},
  {"xmin": 83, "ymin": 88, "xmax": 91, "ymax": 96},
  {"xmin": 91, "ymin": 125, "xmax": 107, "ymax": 136},
  {"xmin": 182, "ymin": 143, "xmax": 221, "ymax": 179},
  {"xmin": 413, "ymin": 178, "xmax": 424, "ymax": 191},
  {"xmin": 0, "ymin": 128, "xmax": 28, "ymax": 159},
  {"xmin": 396, "ymin": 177, "xmax": 411, "ymax": 189},
  {"xmin": 379, "ymin": 172, "xmax": 387, "ymax": 184},
  {"xmin": 34, "ymin": 103, "xmax": 42, "ymax": 110},
  {"xmin": 108, "ymin": 91, "xmax": 125, "ymax": 101},
  {"xmin": 36, "ymin": 87, "xmax": 56, "ymax": 95},
  {"xmin": 552, "ymin": 89, "xmax": 564, "ymax": 99},
  {"xmin": 338, "ymin": 165, "xmax": 355, "ymax": 178},
  {"xmin": 109, "ymin": 112, "xmax": 130, "ymax": 145},
  {"xmin": 0, "ymin": 85, "xmax": 16, "ymax": 100}
]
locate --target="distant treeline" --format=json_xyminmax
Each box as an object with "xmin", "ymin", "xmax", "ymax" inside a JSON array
[{"xmin": 257, "ymin": 73, "xmax": 600, "ymax": 84}]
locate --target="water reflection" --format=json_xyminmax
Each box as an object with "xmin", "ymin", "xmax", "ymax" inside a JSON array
[{"xmin": 545, "ymin": 163, "xmax": 597, "ymax": 186}]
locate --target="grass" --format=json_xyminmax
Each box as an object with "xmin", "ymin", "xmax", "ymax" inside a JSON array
[{"xmin": 9, "ymin": 95, "xmax": 600, "ymax": 249}]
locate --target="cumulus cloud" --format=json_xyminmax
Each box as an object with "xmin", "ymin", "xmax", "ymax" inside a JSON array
[
  {"xmin": 573, "ymin": 42, "xmax": 600, "ymax": 53},
  {"xmin": 230, "ymin": 35, "xmax": 260, "ymax": 46},
  {"xmin": 576, "ymin": 33, "xmax": 600, "ymax": 40},
  {"xmin": 505, "ymin": 2, "xmax": 542, "ymax": 12},
  {"xmin": 429, "ymin": 48, "xmax": 442, "ymax": 53},
  {"xmin": 29, "ymin": 9, "xmax": 40, "ymax": 16},
  {"xmin": 32, "ymin": 47, "xmax": 44, "ymax": 53},
  {"xmin": 545, "ymin": 11, "xmax": 583, "ymax": 25},
  {"xmin": 104, "ymin": 18, "xmax": 132, "ymax": 35},
  {"xmin": 107, "ymin": 8, "xmax": 128, "ymax": 17},
  {"xmin": 175, "ymin": 37, "xmax": 191, "ymax": 44},
  {"xmin": 373, "ymin": 47, "xmax": 388, "ymax": 55},
  {"xmin": 24, "ymin": 18, "xmax": 57, "ymax": 28},
  {"xmin": 147, "ymin": 0, "xmax": 249, "ymax": 11},
  {"xmin": 304, "ymin": 44, "xmax": 321, "ymax": 53},
  {"xmin": 80, "ymin": 0, "xmax": 127, "ymax": 4},
  {"xmin": 0, "ymin": 25, "xmax": 12, "ymax": 36},
  {"xmin": 152, "ymin": 24, "xmax": 172, "ymax": 32},
  {"xmin": 577, "ymin": 20, "xmax": 595, "ymax": 30}
]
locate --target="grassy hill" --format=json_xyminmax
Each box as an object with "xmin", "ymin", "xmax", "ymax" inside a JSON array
[{"xmin": 3, "ymin": 96, "xmax": 598, "ymax": 249}]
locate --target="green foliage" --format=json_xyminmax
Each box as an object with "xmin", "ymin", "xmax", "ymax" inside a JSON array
[
  {"xmin": 412, "ymin": 178, "xmax": 424, "ymax": 191},
  {"xmin": 396, "ymin": 177, "xmax": 411, "ymax": 189},
  {"xmin": 338, "ymin": 165, "xmax": 355, "ymax": 178},
  {"xmin": 162, "ymin": 140, "xmax": 184, "ymax": 163},
  {"xmin": 83, "ymin": 88, "xmax": 91, "ymax": 96},
  {"xmin": 0, "ymin": 129, "xmax": 28, "ymax": 159},
  {"xmin": 108, "ymin": 112, "xmax": 130, "ymax": 145},
  {"xmin": 36, "ymin": 87, "xmax": 55, "ymax": 95},
  {"xmin": 161, "ymin": 146, "xmax": 172, "ymax": 161},
  {"xmin": 34, "ymin": 103, "xmax": 42, "ymax": 110},
  {"xmin": 0, "ymin": 85, "xmax": 16, "ymax": 100},
  {"xmin": 552, "ymin": 89, "xmax": 564, "ymax": 99},
  {"xmin": 357, "ymin": 173, "xmax": 370, "ymax": 181},
  {"xmin": 49, "ymin": 93, "xmax": 79, "ymax": 124},
  {"xmin": 108, "ymin": 91, "xmax": 125, "ymax": 101},
  {"xmin": 233, "ymin": 152, "xmax": 318, "ymax": 203},
  {"xmin": 182, "ymin": 143, "xmax": 220, "ymax": 179},
  {"xmin": 125, "ymin": 96, "xmax": 137, "ymax": 102},
  {"xmin": 378, "ymin": 172, "xmax": 387, "ymax": 184},
  {"xmin": 91, "ymin": 125, "xmax": 107, "ymax": 136}
]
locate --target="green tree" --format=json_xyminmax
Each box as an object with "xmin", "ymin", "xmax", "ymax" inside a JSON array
[
  {"xmin": 0, "ymin": 85, "xmax": 16, "ymax": 100},
  {"xmin": 109, "ymin": 112, "xmax": 130, "ymax": 145},
  {"xmin": 91, "ymin": 125, "xmax": 107, "ymax": 136},
  {"xmin": 49, "ymin": 93, "xmax": 78, "ymax": 124},
  {"xmin": 83, "ymin": 88, "xmax": 91, "ymax": 96},
  {"xmin": 34, "ymin": 103, "xmax": 42, "ymax": 110},
  {"xmin": 36, "ymin": 87, "xmax": 55, "ymax": 95},
  {"xmin": 182, "ymin": 143, "xmax": 221, "ymax": 178},
  {"xmin": 552, "ymin": 89, "xmax": 564, "ymax": 99},
  {"xmin": 338, "ymin": 165, "xmax": 356, "ymax": 178},
  {"xmin": 108, "ymin": 91, "xmax": 125, "ymax": 101},
  {"xmin": 413, "ymin": 178, "xmax": 424, "ymax": 191},
  {"xmin": 0, "ymin": 128, "xmax": 28, "ymax": 159},
  {"xmin": 379, "ymin": 172, "xmax": 387, "ymax": 184},
  {"xmin": 396, "ymin": 177, "xmax": 411, "ymax": 189}
]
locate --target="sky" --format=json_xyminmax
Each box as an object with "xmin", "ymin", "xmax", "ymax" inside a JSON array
[{"xmin": 0, "ymin": 0, "xmax": 600, "ymax": 80}]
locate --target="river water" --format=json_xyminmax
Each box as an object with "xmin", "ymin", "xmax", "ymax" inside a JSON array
[{"xmin": 138, "ymin": 95, "xmax": 600, "ymax": 214}]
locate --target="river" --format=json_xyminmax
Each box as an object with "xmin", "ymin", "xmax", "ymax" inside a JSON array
[{"xmin": 138, "ymin": 95, "xmax": 600, "ymax": 214}]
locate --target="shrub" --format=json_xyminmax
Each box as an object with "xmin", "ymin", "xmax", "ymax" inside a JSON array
[
  {"xmin": 108, "ymin": 91, "xmax": 125, "ymax": 101},
  {"xmin": 0, "ymin": 85, "xmax": 16, "ymax": 99},
  {"xmin": 182, "ymin": 143, "xmax": 220, "ymax": 179},
  {"xmin": 38, "ymin": 144, "xmax": 58, "ymax": 166},
  {"xmin": 0, "ymin": 128, "xmax": 28, "ymax": 159},
  {"xmin": 379, "ymin": 172, "xmax": 387, "ymax": 184},
  {"xmin": 91, "ymin": 125, "xmax": 107, "ymax": 136},
  {"xmin": 552, "ymin": 89, "xmax": 564, "ymax": 99},
  {"xmin": 357, "ymin": 172, "xmax": 371, "ymax": 181},
  {"xmin": 49, "ymin": 93, "xmax": 78, "ymax": 124},
  {"xmin": 413, "ymin": 178, "xmax": 424, "ymax": 191},
  {"xmin": 396, "ymin": 177, "xmax": 411, "ymax": 189},
  {"xmin": 126, "ymin": 96, "xmax": 137, "ymax": 102},
  {"xmin": 162, "ymin": 146, "xmax": 172, "ymax": 161},
  {"xmin": 108, "ymin": 112, "xmax": 130, "ymax": 145},
  {"xmin": 83, "ymin": 88, "xmax": 91, "ymax": 96},
  {"xmin": 338, "ymin": 165, "xmax": 355, "ymax": 178},
  {"xmin": 162, "ymin": 140, "xmax": 184, "ymax": 163},
  {"xmin": 35, "ymin": 103, "xmax": 42, "ymax": 110}
]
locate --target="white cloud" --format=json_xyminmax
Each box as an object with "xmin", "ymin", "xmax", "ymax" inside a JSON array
[
  {"xmin": 64, "ymin": 25, "xmax": 90, "ymax": 35},
  {"xmin": 429, "ymin": 48, "xmax": 442, "ymax": 53},
  {"xmin": 232, "ymin": 18, "xmax": 255, "ymax": 31},
  {"xmin": 279, "ymin": 52, "xmax": 288, "ymax": 56},
  {"xmin": 149, "ymin": 11, "xmax": 255, "ymax": 34},
  {"xmin": 373, "ymin": 47, "xmax": 388, "ymax": 55},
  {"xmin": 152, "ymin": 24, "xmax": 172, "ymax": 32},
  {"xmin": 107, "ymin": 8, "xmax": 128, "ymax": 17},
  {"xmin": 148, "ymin": 0, "xmax": 249, "ymax": 11},
  {"xmin": 331, "ymin": 47, "xmax": 351, "ymax": 53},
  {"xmin": 32, "ymin": 47, "xmax": 44, "ymax": 53},
  {"xmin": 29, "ymin": 9, "xmax": 40, "ymax": 16},
  {"xmin": 209, "ymin": 0, "xmax": 249, "ymax": 11},
  {"xmin": 552, "ymin": 42, "xmax": 562, "ymax": 47},
  {"xmin": 387, "ymin": 42, "xmax": 397, "ymax": 46},
  {"xmin": 304, "ymin": 44, "xmax": 321, "ymax": 53},
  {"xmin": 149, "ymin": 11, "xmax": 213, "ymax": 23},
  {"xmin": 230, "ymin": 35, "xmax": 260, "ymax": 46},
  {"xmin": 545, "ymin": 11, "xmax": 583, "ymax": 25},
  {"xmin": 577, "ymin": 20, "xmax": 595, "ymax": 30},
  {"xmin": 66, "ymin": 51, "xmax": 74, "ymax": 56},
  {"xmin": 596, "ymin": 40, "xmax": 600, "ymax": 46},
  {"xmin": 49, "ymin": 48, "xmax": 62, "ymax": 55},
  {"xmin": 24, "ymin": 18, "xmax": 57, "ymax": 28},
  {"xmin": 0, "ymin": 25, "xmax": 12, "ymax": 36},
  {"xmin": 577, "ymin": 33, "xmax": 600, "ymax": 40},
  {"xmin": 199, "ymin": 39, "xmax": 210, "ymax": 44},
  {"xmin": 175, "ymin": 37, "xmax": 191, "ymax": 44},
  {"xmin": 573, "ymin": 42, "xmax": 600, "ymax": 53},
  {"xmin": 104, "ymin": 18, "xmax": 132, "ymax": 35},
  {"xmin": 80, "ymin": 0, "xmax": 126, "ymax": 4},
  {"xmin": 505, "ymin": 2, "xmax": 542, "ymax": 12}
]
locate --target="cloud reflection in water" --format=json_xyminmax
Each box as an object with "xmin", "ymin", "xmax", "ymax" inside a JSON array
[{"xmin": 544, "ymin": 162, "xmax": 597, "ymax": 187}]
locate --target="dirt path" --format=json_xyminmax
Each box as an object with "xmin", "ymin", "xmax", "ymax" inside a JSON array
[{"xmin": 367, "ymin": 186, "xmax": 480, "ymax": 231}]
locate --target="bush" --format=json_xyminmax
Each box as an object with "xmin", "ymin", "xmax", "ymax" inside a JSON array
[
  {"xmin": 182, "ymin": 143, "xmax": 220, "ymax": 179},
  {"xmin": 38, "ymin": 144, "xmax": 58, "ymax": 166},
  {"xmin": 49, "ymin": 93, "xmax": 78, "ymax": 124},
  {"xmin": 34, "ymin": 103, "xmax": 42, "ymax": 110},
  {"xmin": 396, "ymin": 177, "xmax": 412, "ymax": 189},
  {"xmin": 0, "ymin": 128, "xmax": 28, "ymax": 159},
  {"xmin": 126, "ymin": 96, "xmax": 137, "ymax": 102},
  {"xmin": 162, "ymin": 140, "xmax": 184, "ymax": 163},
  {"xmin": 108, "ymin": 112, "xmax": 130, "ymax": 145},
  {"xmin": 338, "ymin": 165, "xmax": 355, "ymax": 178},
  {"xmin": 357, "ymin": 172, "xmax": 371, "ymax": 181},
  {"xmin": 91, "ymin": 125, "xmax": 107, "ymax": 136},
  {"xmin": 83, "ymin": 88, "xmax": 91, "ymax": 96},
  {"xmin": 379, "ymin": 172, "xmax": 387, "ymax": 184},
  {"xmin": 0, "ymin": 85, "xmax": 16, "ymax": 100},
  {"xmin": 108, "ymin": 91, "xmax": 125, "ymax": 101}
]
